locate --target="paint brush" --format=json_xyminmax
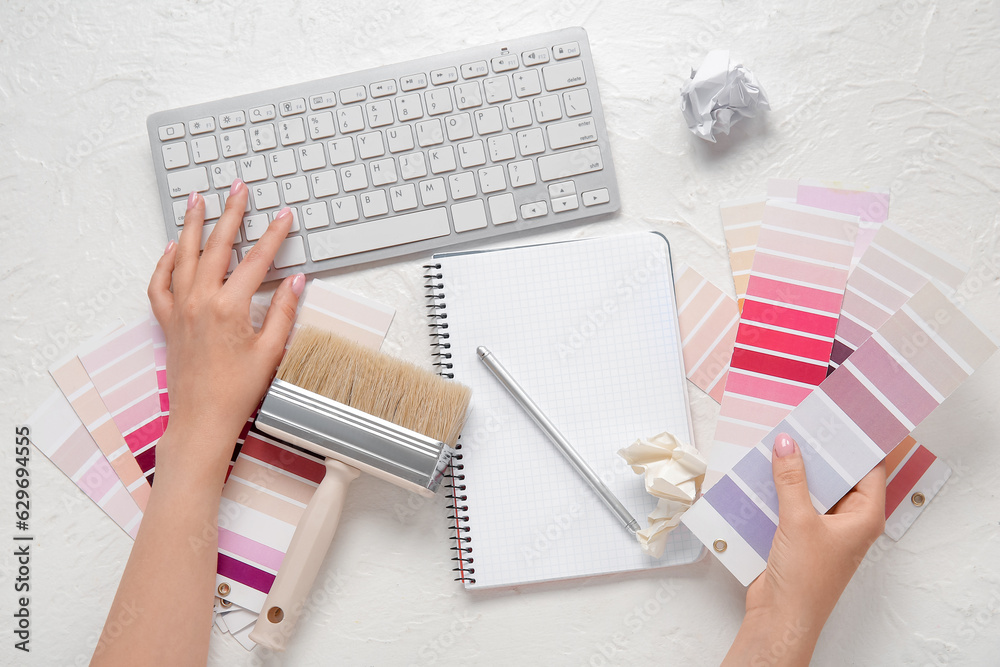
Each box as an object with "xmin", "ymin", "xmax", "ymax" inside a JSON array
[{"xmin": 248, "ymin": 326, "xmax": 471, "ymax": 650}]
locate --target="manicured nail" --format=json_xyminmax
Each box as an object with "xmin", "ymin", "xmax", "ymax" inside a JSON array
[
  {"xmin": 230, "ymin": 178, "xmax": 245, "ymax": 195},
  {"xmin": 187, "ymin": 191, "xmax": 200, "ymax": 210},
  {"xmin": 774, "ymin": 433, "xmax": 796, "ymax": 458},
  {"xmin": 276, "ymin": 207, "xmax": 292, "ymax": 223},
  {"xmin": 164, "ymin": 240, "xmax": 176, "ymax": 254},
  {"xmin": 290, "ymin": 273, "xmax": 306, "ymax": 297}
]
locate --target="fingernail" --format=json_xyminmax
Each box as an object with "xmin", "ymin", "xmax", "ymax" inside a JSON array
[
  {"xmin": 290, "ymin": 273, "xmax": 306, "ymax": 297},
  {"xmin": 774, "ymin": 433, "xmax": 797, "ymax": 458},
  {"xmin": 164, "ymin": 240, "xmax": 176, "ymax": 254},
  {"xmin": 187, "ymin": 191, "xmax": 200, "ymax": 210},
  {"xmin": 230, "ymin": 178, "xmax": 245, "ymax": 195},
  {"xmin": 276, "ymin": 206, "xmax": 292, "ymax": 222}
]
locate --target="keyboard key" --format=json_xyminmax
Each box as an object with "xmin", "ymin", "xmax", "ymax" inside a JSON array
[
  {"xmin": 582, "ymin": 188, "xmax": 610, "ymax": 206},
  {"xmin": 310, "ymin": 92, "xmax": 337, "ymax": 110},
  {"xmin": 191, "ymin": 136, "xmax": 219, "ymax": 163},
  {"xmin": 386, "ymin": 126, "xmax": 414, "ymax": 153},
  {"xmin": 429, "ymin": 146, "xmax": 457, "ymax": 173},
  {"xmin": 166, "ymin": 167, "xmax": 209, "ymax": 197},
  {"xmin": 273, "ymin": 236, "xmax": 307, "ymax": 269},
  {"xmin": 474, "ymin": 107, "xmax": 503, "ymax": 135},
  {"xmin": 507, "ymin": 159, "xmax": 536, "ymax": 187},
  {"xmin": 251, "ymin": 104, "xmax": 276, "ymax": 122},
  {"xmin": 431, "ymin": 67, "xmax": 458, "ymax": 85},
  {"xmin": 448, "ymin": 172, "xmax": 476, "ymax": 199},
  {"xmin": 162, "ymin": 142, "xmax": 189, "ymax": 169},
  {"xmin": 416, "ymin": 119, "xmax": 444, "ymax": 147},
  {"xmin": 158, "ymin": 123, "xmax": 185, "ymax": 140},
  {"xmin": 452, "ymin": 199, "xmax": 488, "ymax": 232},
  {"xmin": 219, "ymin": 111, "xmax": 246, "ymax": 129},
  {"xmin": 563, "ymin": 89, "xmax": 591, "ymax": 117},
  {"xmin": 279, "ymin": 98, "xmax": 307, "ymax": 116},
  {"xmin": 425, "ymin": 88, "xmax": 453, "ymax": 116},
  {"xmin": 282, "ymin": 176, "xmax": 310, "ymax": 204},
  {"xmin": 521, "ymin": 48, "xmax": 549, "ymax": 66},
  {"xmin": 365, "ymin": 100, "xmax": 394, "ymax": 128},
  {"xmin": 460, "ymin": 61, "xmax": 489, "ymax": 79},
  {"xmin": 513, "ymin": 70, "xmax": 541, "ymax": 97},
  {"xmin": 204, "ymin": 194, "xmax": 223, "ymax": 220},
  {"xmin": 389, "ymin": 183, "xmax": 418, "ymax": 212},
  {"xmin": 340, "ymin": 165, "xmax": 368, "ymax": 191},
  {"xmin": 302, "ymin": 202, "xmax": 331, "ymax": 229},
  {"xmin": 330, "ymin": 195, "xmax": 359, "ymax": 223},
  {"xmin": 537, "ymin": 146, "xmax": 603, "ymax": 181},
  {"xmin": 419, "ymin": 178, "xmax": 447, "ymax": 205},
  {"xmin": 516, "ymin": 128, "xmax": 545, "ymax": 156},
  {"xmin": 240, "ymin": 214, "xmax": 270, "ymax": 241},
  {"xmin": 520, "ymin": 201, "xmax": 548, "ymax": 219},
  {"xmin": 484, "ymin": 76, "xmax": 512, "ymax": 104},
  {"xmin": 399, "ymin": 152, "xmax": 427, "ymax": 180},
  {"xmin": 297, "ymin": 144, "xmax": 326, "ymax": 171},
  {"xmin": 188, "ymin": 117, "xmax": 216, "ymax": 134},
  {"xmin": 547, "ymin": 117, "xmax": 597, "ymax": 149},
  {"xmin": 279, "ymin": 118, "xmax": 306, "ymax": 145},
  {"xmin": 399, "ymin": 73, "xmax": 427, "ymax": 91},
  {"xmin": 395, "ymin": 93, "xmax": 423, "ymax": 120},
  {"xmin": 370, "ymin": 80, "xmax": 397, "ymax": 98},
  {"xmin": 487, "ymin": 134, "xmax": 516, "ymax": 161},
  {"xmin": 309, "ymin": 207, "xmax": 450, "ymax": 261},
  {"xmin": 221, "ymin": 186, "xmax": 251, "ymax": 213},
  {"xmin": 370, "ymin": 158, "xmax": 398, "ymax": 186},
  {"xmin": 491, "ymin": 55, "xmax": 518, "ymax": 72},
  {"xmin": 445, "ymin": 113, "xmax": 474, "ymax": 141},
  {"xmin": 340, "ymin": 86, "xmax": 367, "ymax": 104},
  {"xmin": 454, "ymin": 82, "xmax": 482, "ymax": 109},
  {"xmin": 228, "ymin": 249, "xmax": 238, "ymax": 274},
  {"xmin": 477, "ymin": 165, "xmax": 506, "ymax": 193},
  {"xmin": 211, "ymin": 161, "xmax": 238, "ymax": 189},
  {"xmin": 553, "ymin": 42, "xmax": 580, "ymax": 60},
  {"xmin": 542, "ymin": 60, "xmax": 586, "ymax": 91},
  {"xmin": 503, "ymin": 101, "xmax": 532, "ymax": 129},
  {"xmin": 358, "ymin": 132, "xmax": 386, "ymax": 159},
  {"xmin": 327, "ymin": 137, "xmax": 356, "ymax": 165},
  {"xmin": 268, "ymin": 149, "xmax": 296, "ymax": 177},
  {"xmin": 310, "ymin": 169, "xmax": 339, "ymax": 197},
  {"xmin": 337, "ymin": 106, "xmax": 365, "ymax": 132},
  {"xmin": 458, "ymin": 140, "xmax": 486, "ymax": 168},
  {"xmin": 488, "ymin": 193, "xmax": 517, "ymax": 224},
  {"xmin": 171, "ymin": 200, "xmax": 187, "ymax": 225},
  {"xmin": 251, "ymin": 182, "xmax": 280, "ymax": 209},
  {"xmin": 221, "ymin": 130, "xmax": 248, "ymax": 157},
  {"xmin": 360, "ymin": 190, "xmax": 389, "ymax": 217},
  {"xmin": 548, "ymin": 181, "xmax": 576, "ymax": 197},
  {"xmin": 308, "ymin": 112, "xmax": 336, "ymax": 139},
  {"xmin": 533, "ymin": 95, "xmax": 562, "ymax": 122},
  {"xmin": 238, "ymin": 155, "xmax": 268, "ymax": 182},
  {"xmin": 552, "ymin": 194, "xmax": 579, "ymax": 212},
  {"xmin": 250, "ymin": 124, "xmax": 277, "ymax": 151},
  {"xmin": 271, "ymin": 207, "xmax": 301, "ymax": 232}
]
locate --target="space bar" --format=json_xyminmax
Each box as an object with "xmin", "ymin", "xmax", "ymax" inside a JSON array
[{"xmin": 308, "ymin": 208, "xmax": 452, "ymax": 261}]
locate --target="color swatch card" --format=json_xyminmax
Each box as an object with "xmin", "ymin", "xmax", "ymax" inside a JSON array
[
  {"xmin": 709, "ymin": 201, "xmax": 859, "ymax": 486},
  {"xmin": 674, "ymin": 264, "xmax": 740, "ymax": 402},
  {"xmin": 29, "ymin": 391, "xmax": 144, "ymax": 538},
  {"xmin": 720, "ymin": 198, "xmax": 766, "ymax": 312},
  {"xmin": 883, "ymin": 436, "xmax": 952, "ymax": 540},
  {"xmin": 830, "ymin": 222, "xmax": 967, "ymax": 373},
  {"xmin": 683, "ymin": 281, "xmax": 997, "ymax": 585},
  {"xmin": 795, "ymin": 179, "xmax": 890, "ymax": 270},
  {"xmin": 149, "ymin": 314, "xmax": 169, "ymax": 431}
]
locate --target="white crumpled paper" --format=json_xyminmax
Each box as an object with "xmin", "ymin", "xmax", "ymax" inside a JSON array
[
  {"xmin": 680, "ymin": 49, "xmax": 770, "ymax": 142},
  {"xmin": 618, "ymin": 432, "xmax": 707, "ymax": 558}
]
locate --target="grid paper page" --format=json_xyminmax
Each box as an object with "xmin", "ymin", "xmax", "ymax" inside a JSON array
[{"xmin": 437, "ymin": 232, "xmax": 703, "ymax": 589}]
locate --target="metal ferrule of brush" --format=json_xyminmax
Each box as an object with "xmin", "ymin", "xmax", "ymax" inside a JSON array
[{"xmin": 256, "ymin": 379, "xmax": 455, "ymax": 496}]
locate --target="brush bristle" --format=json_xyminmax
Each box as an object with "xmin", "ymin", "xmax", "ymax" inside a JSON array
[{"xmin": 276, "ymin": 326, "xmax": 472, "ymax": 447}]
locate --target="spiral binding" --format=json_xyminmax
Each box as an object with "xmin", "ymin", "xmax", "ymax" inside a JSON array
[{"xmin": 424, "ymin": 263, "xmax": 474, "ymax": 584}]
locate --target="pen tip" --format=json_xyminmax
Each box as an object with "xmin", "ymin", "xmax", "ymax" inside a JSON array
[{"xmin": 476, "ymin": 346, "xmax": 489, "ymax": 359}]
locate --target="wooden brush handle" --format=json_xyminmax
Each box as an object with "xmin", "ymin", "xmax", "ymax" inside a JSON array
[{"xmin": 249, "ymin": 458, "xmax": 360, "ymax": 651}]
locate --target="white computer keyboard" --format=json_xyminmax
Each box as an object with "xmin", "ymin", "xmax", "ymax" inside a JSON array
[{"xmin": 147, "ymin": 27, "xmax": 620, "ymax": 279}]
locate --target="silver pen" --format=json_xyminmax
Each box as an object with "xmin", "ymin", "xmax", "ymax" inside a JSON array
[{"xmin": 476, "ymin": 346, "xmax": 640, "ymax": 535}]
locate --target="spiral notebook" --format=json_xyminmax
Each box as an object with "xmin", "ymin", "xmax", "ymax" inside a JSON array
[{"xmin": 427, "ymin": 232, "xmax": 704, "ymax": 589}]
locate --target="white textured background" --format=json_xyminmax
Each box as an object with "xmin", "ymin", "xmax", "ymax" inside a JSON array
[{"xmin": 2, "ymin": 0, "xmax": 999, "ymax": 665}]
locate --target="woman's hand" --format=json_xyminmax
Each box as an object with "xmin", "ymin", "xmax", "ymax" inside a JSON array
[
  {"xmin": 724, "ymin": 433, "xmax": 886, "ymax": 666},
  {"xmin": 147, "ymin": 180, "xmax": 305, "ymax": 487}
]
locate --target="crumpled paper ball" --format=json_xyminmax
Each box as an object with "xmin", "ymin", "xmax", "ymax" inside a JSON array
[
  {"xmin": 618, "ymin": 432, "xmax": 707, "ymax": 558},
  {"xmin": 680, "ymin": 49, "xmax": 770, "ymax": 142}
]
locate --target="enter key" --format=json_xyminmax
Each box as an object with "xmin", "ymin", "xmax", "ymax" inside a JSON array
[{"xmin": 546, "ymin": 117, "xmax": 597, "ymax": 150}]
